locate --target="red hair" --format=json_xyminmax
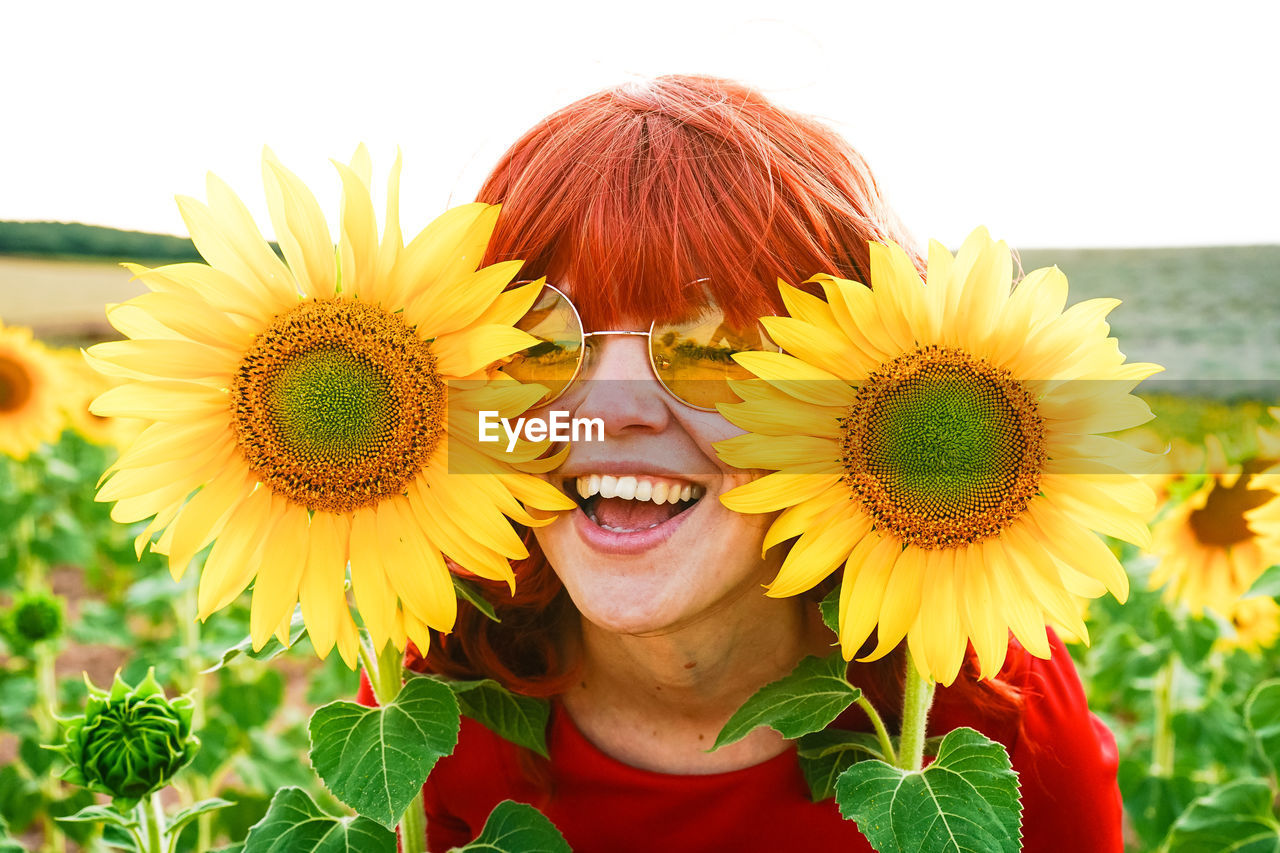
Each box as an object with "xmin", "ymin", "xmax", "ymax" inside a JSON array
[{"xmin": 418, "ymin": 75, "xmax": 1020, "ymax": 739}]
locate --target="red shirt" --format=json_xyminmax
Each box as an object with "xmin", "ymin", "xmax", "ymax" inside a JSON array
[{"xmin": 358, "ymin": 632, "xmax": 1122, "ymax": 852}]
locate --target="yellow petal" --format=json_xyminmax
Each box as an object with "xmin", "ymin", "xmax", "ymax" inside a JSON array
[
  {"xmin": 714, "ymin": 433, "xmax": 840, "ymax": 471},
  {"xmin": 333, "ymin": 160, "xmax": 378, "ymax": 300},
  {"xmin": 868, "ymin": 240, "xmax": 926, "ymax": 352},
  {"xmin": 198, "ymin": 488, "xmax": 275, "ymax": 619},
  {"xmin": 250, "ymin": 503, "xmax": 310, "ymax": 650},
  {"xmin": 375, "ymin": 149, "xmax": 403, "ymax": 284},
  {"xmin": 760, "ymin": 485, "xmax": 855, "ymax": 554},
  {"xmin": 861, "ymin": 541, "xmax": 921, "ymax": 661},
  {"xmin": 918, "ymin": 550, "xmax": 966, "ymax": 686},
  {"xmin": 348, "ymin": 507, "xmax": 399, "ymax": 654},
  {"xmin": 956, "ymin": 546, "xmax": 1009, "ymax": 679},
  {"xmin": 767, "ymin": 512, "xmax": 869, "ymax": 598},
  {"xmin": 759, "ymin": 315, "xmax": 875, "ymax": 380},
  {"xmin": 300, "ymin": 512, "xmax": 354, "ymax": 663},
  {"xmin": 719, "ymin": 471, "xmax": 843, "ymax": 515},
  {"xmin": 730, "ymin": 351, "xmax": 857, "ymax": 408},
  {"xmin": 982, "ymin": 538, "xmax": 1051, "ymax": 658},
  {"xmin": 408, "ymin": 260, "xmax": 524, "ymax": 339},
  {"xmin": 91, "ymin": 380, "xmax": 227, "ymax": 422},
  {"xmin": 262, "ymin": 150, "xmax": 336, "ymax": 300},
  {"xmin": 431, "ymin": 325, "xmax": 541, "ymax": 378},
  {"xmin": 379, "ymin": 497, "xmax": 457, "ymax": 631},
  {"xmin": 837, "ymin": 533, "xmax": 900, "ymax": 658},
  {"xmin": 167, "ymin": 466, "xmax": 254, "ymax": 580},
  {"xmin": 86, "ymin": 339, "xmax": 238, "ymax": 383},
  {"xmin": 385, "ymin": 203, "xmax": 489, "ymax": 309}
]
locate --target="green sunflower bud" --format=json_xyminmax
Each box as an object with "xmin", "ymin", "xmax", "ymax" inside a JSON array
[
  {"xmin": 50, "ymin": 668, "xmax": 199, "ymax": 808},
  {"xmin": 2, "ymin": 589, "xmax": 64, "ymax": 650}
]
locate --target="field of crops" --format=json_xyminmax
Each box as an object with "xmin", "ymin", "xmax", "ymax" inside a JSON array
[{"xmin": 2, "ymin": 241, "xmax": 1279, "ymax": 852}]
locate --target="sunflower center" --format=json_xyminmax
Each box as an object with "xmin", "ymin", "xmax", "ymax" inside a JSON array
[
  {"xmin": 230, "ymin": 299, "xmax": 444, "ymax": 513},
  {"xmin": 840, "ymin": 345, "xmax": 1045, "ymax": 549},
  {"xmin": 0, "ymin": 354, "xmax": 34, "ymax": 413},
  {"xmin": 1189, "ymin": 458, "xmax": 1277, "ymax": 547}
]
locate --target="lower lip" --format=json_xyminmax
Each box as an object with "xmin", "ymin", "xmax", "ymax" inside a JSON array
[{"xmin": 569, "ymin": 498, "xmax": 699, "ymax": 555}]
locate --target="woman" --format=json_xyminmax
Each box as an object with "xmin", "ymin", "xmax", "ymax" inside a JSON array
[{"xmin": 362, "ymin": 75, "xmax": 1123, "ymax": 852}]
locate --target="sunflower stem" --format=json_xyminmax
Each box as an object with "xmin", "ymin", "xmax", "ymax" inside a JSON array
[
  {"xmin": 357, "ymin": 634, "xmax": 429, "ymax": 853},
  {"xmin": 1151, "ymin": 658, "xmax": 1177, "ymax": 777},
  {"xmin": 137, "ymin": 794, "xmax": 164, "ymax": 853},
  {"xmin": 178, "ymin": 577, "xmax": 211, "ymax": 853},
  {"xmin": 854, "ymin": 694, "xmax": 897, "ymax": 765},
  {"xmin": 896, "ymin": 650, "xmax": 936, "ymax": 771}
]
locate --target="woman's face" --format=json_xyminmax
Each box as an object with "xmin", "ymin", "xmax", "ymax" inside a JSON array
[{"xmin": 533, "ymin": 317, "xmax": 782, "ymax": 637}]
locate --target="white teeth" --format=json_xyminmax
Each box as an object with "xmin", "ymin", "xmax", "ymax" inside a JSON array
[
  {"xmin": 572, "ymin": 475, "xmax": 704, "ymax": 506},
  {"xmin": 598, "ymin": 475, "xmax": 618, "ymax": 499},
  {"xmin": 615, "ymin": 476, "xmax": 637, "ymax": 500}
]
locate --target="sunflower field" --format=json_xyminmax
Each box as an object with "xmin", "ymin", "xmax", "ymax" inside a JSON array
[{"xmin": 2, "ymin": 161, "xmax": 1280, "ymax": 853}]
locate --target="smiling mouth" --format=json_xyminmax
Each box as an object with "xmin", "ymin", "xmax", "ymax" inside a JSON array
[{"xmin": 565, "ymin": 474, "xmax": 706, "ymax": 532}]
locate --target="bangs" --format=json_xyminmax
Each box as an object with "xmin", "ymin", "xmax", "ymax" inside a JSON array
[{"xmin": 477, "ymin": 76, "xmax": 917, "ymax": 330}]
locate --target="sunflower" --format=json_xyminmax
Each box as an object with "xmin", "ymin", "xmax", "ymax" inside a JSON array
[
  {"xmin": 87, "ymin": 148, "xmax": 575, "ymax": 667},
  {"xmin": 1245, "ymin": 409, "xmax": 1280, "ymax": 557},
  {"xmin": 1220, "ymin": 596, "xmax": 1280, "ymax": 654},
  {"xmin": 716, "ymin": 227, "xmax": 1161, "ymax": 685},
  {"xmin": 1149, "ymin": 434, "xmax": 1280, "ymax": 616},
  {"xmin": 54, "ymin": 348, "xmax": 144, "ymax": 449},
  {"xmin": 0, "ymin": 319, "xmax": 64, "ymax": 459}
]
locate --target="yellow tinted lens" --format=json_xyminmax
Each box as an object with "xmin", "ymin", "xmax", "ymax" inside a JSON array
[
  {"xmin": 501, "ymin": 285, "xmax": 583, "ymax": 404},
  {"xmin": 650, "ymin": 310, "xmax": 768, "ymax": 409}
]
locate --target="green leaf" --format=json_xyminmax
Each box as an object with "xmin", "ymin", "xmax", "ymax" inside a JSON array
[
  {"xmin": 1245, "ymin": 564, "xmax": 1280, "ymax": 600},
  {"xmin": 445, "ymin": 678, "xmax": 551, "ymax": 759},
  {"xmin": 166, "ymin": 798, "xmax": 235, "ymax": 839},
  {"xmin": 1245, "ymin": 680, "xmax": 1280, "ymax": 781},
  {"xmin": 308, "ymin": 676, "xmax": 460, "ymax": 829},
  {"xmin": 819, "ymin": 585, "xmax": 840, "ymax": 636},
  {"xmin": 204, "ymin": 606, "xmax": 308, "ymax": 673},
  {"xmin": 1160, "ymin": 778, "xmax": 1280, "ymax": 852},
  {"xmin": 242, "ymin": 787, "xmax": 396, "ymax": 853},
  {"xmin": 0, "ymin": 814, "xmax": 26, "ymax": 853},
  {"xmin": 454, "ymin": 576, "xmax": 501, "ymax": 622},
  {"xmin": 451, "ymin": 800, "xmax": 570, "ymax": 853},
  {"xmin": 1171, "ymin": 613, "xmax": 1219, "ymax": 666},
  {"xmin": 713, "ymin": 652, "xmax": 860, "ymax": 750},
  {"xmin": 56, "ymin": 804, "xmax": 138, "ymax": 830},
  {"xmin": 797, "ymin": 729, "xmax": 889, "ymax": 802},
  {"xmin": 835, "ymin": 727, "xmax": 1022, "ymax": 853}
]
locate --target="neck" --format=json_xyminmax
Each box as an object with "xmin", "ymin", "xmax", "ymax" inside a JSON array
[{"xmin": 562, "ymin": 590, "xmax": 827, "ymax": 774}]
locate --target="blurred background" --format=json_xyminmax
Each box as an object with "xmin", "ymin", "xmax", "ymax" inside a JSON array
[{"xmin": 1, "ymin": 2, "xmax": 1278, "ymax": 851}]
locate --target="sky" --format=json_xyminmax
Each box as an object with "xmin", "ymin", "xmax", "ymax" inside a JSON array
[{"xmin": 1, "ymin": 0, "xmax": 1276, "ymax": 249}]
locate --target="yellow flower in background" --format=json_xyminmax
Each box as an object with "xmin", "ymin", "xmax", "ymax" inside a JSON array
[
  {"xmin": 1245, "ymin": 407, "xmax": 1280, "ymax": 555},
  {"xmin": 1150, "ymin": 434, "xmax": 1280, "ymax": 616},
  {"xmin": 717, "ymin": 227, "xmax": 1161, "ymax": 685},
  {"xmin": 54, "ymin": 349, "xmax": 145, "ymax": 450},
  {"xmin": 0, "ymin": 319, "xmax": 64, "ymax": 459},
  {"xmin": 1219, "ymin": 596, "xmax": 1280, "ymax": 654},
  {"xmin": 87, "ymin": 148, "xmax": 574, "ymax": 667}
]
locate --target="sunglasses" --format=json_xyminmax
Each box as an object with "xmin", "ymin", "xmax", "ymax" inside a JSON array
[{"xmin": 500, "ymin": 282, "xmax": 778, "ymax": 411}]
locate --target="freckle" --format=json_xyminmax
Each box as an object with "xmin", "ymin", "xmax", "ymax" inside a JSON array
[
  {"xmin": 684, "ymin": 661, "xmax": 696, "ymax": 669},
  {"xmin": 580, "ymin": 681, "xmax": 587, "ymax": 689},
  {"xmin": 655, "ymin": 685, "xmax": 662, "ymax": 691},
  {"xmin": 698, "ymin": 734, "xmax": 704, "ymax": 741}
]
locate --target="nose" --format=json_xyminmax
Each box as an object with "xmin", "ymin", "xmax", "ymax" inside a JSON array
[{"xmin": 566, "ymin": 334, "xmax": 671, "ymax": 436}]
